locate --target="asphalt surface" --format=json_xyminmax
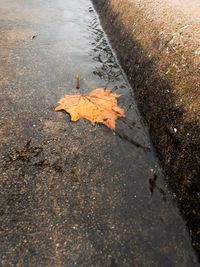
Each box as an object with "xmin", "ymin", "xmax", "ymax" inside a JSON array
[{"xmin": 0, "ymin": 0, "xmax": 199, "ymax": 266}]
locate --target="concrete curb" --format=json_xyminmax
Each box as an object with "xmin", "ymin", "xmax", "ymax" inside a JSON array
[{"xmin": 92, "ymin": 0, "xmax": 200, "ymax": 258}]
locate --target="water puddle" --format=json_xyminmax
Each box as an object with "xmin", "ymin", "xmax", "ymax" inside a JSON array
[{"xmin": 0, "ymin": 0, "xmax": 198, "ymax": 266}]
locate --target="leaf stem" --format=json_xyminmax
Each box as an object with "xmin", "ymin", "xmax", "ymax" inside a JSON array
[{"xmin": 76, "ymin": 73, "xmax": 80, "ymax": 90}]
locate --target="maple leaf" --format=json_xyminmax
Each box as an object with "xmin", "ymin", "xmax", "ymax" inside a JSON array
[{"xmin": 55, "ymin": 88, "xmax": 125, "ymax": 130}]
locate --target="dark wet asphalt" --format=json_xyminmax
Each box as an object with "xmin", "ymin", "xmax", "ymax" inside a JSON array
[{"xmin": 0, "ymin": 0, "xmax": 199, "ymax": 266}]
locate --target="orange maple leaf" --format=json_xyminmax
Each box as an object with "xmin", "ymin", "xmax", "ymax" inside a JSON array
[{"xmin": 55, "ymin": 88, "xmax": 125, "ymax": 129}]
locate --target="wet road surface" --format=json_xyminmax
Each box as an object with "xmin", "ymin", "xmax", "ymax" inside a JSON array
[{"xmin": 0, "ymin": 0, "xmax": 199, "ymax": 266}]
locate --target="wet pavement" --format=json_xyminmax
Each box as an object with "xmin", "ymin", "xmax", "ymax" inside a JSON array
[{"xmin": 0, "ymin": 0, "xmax": 199, "ymax": 266}]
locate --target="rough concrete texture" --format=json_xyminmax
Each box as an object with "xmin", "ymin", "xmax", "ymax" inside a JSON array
[
  {"xmin": 92, "ymin": 0, "xmax": 200, "ymax": 259},
  {"xmin": 1, "ymin": 0, "xmax": 199, "ymax": 266}
]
